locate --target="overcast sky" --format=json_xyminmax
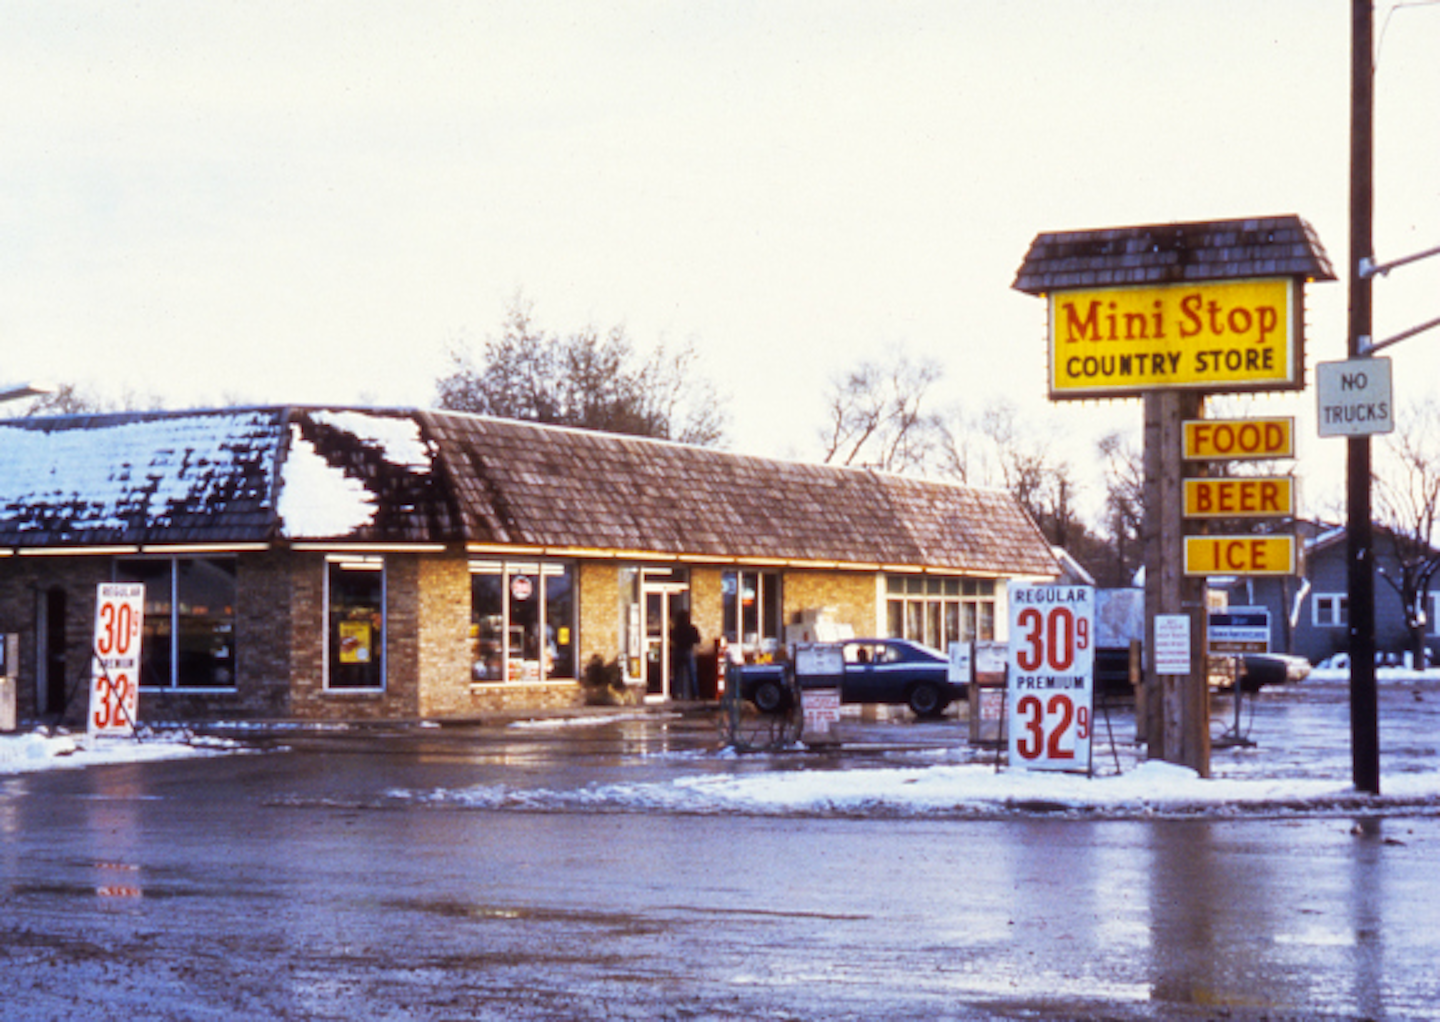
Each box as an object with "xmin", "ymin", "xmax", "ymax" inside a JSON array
[{"xmin": 3, "ymin": 2, "xmax": 1438, "ymax": 520}]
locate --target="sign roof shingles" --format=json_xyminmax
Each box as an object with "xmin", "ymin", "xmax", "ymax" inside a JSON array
[{"xmin": 1012, "ymin": 214, "xmax": 1336, "ymax": 294}]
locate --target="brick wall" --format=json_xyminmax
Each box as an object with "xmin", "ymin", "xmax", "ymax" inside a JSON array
[
  {"xmin": 0, "ymin": 558, "xmax": 103, "ymax": 726},
  {"xmin": 781, "ymin": 570, "xmax": 885, "ymax": 638},
  {"xmin": 416, "ymin": 555, "xmax": 475, "ymax": 718},
  {"xmin": 578, "ymin": 561, "xmax": 622, "ymax": 669},
  {"xmin": 689, "ymin": 567, "xmax": 724, "ymax": 654}
]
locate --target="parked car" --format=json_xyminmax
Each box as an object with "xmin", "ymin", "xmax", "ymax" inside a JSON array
[
  {"xmin": 1212, "ymin": 653, "xmax": 1312, "ymax": 693},
  {"xmin": 736, "ymin": 638, "xmax": 963, "ymax": 718}
]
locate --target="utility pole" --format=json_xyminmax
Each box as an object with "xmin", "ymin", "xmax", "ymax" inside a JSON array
[{"xmin": 1348, "ymin": 0, "xmax": 1380, "ymax": 795}]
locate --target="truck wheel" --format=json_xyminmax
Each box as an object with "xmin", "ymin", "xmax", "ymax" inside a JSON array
[
  {"xmin": 908, "ymin": 683, "xmax": 944, "ymax": 718},
  {"xmin": 754, "ymin": 680, "xmax": 787, "ymax": 714}
]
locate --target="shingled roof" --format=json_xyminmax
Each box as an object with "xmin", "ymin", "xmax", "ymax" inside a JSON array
[
  {"xmin": 0, "ymin": 408, "xmax": 1058, "ymax": 577},
  {"xmin": 1012, "ymin": 214, "xmax": 1335, "ymax": 294}
]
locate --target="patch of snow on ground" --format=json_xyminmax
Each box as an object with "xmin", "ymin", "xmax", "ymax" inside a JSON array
[
  {"xmin": 508, "ymin": 712, "xmax": 674, "ymax": 730},
  {"xmin": 0, "ymin": 730, "xmax": 243, "ymax": 775}
]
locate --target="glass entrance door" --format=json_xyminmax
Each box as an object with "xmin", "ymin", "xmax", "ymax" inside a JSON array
[{"xmin": 640, "ymin": 569, "xmax": 689, "ymax": 701}]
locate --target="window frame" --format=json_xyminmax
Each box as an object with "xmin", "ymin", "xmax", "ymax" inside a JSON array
[
  {"xmin": 1312, "ymin": 592, "xmax": 1349, "ymax": 628},
  {"xmin": 722, "ymin": 569, "xmax": 783, "ymax": 658},
  {"xmin": 468, "ymin": 559, "xmax": 577, "ymax": 684},
  {"xmin": 325, "ymin": 554, "xmax": 387, "ymax": 692},
  {"xmin": 114, "ymin": 555, "xmax": 239, "ymax": 692},
  {"xmin": 885, "ymin": 575, "xmax": 996, "ymax": 649}
]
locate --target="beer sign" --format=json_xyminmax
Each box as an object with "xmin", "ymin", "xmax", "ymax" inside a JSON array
[{"xmin": 1183, "ymin": 477, "xmax": 1295, "ymax": 518}]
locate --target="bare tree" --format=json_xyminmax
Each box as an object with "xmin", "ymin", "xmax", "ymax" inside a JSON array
[
  {"xmin": 819, "ymin": 350, "xmax": 943, "ymax": 473},
  {"xmin": 22, "ymin": 383, "xmax": 106, "ymax": 416},
  {"xmin": 973, "ymin": 399, "xmax": 1082, "ymax": 549},
  {"xmin": 437, "ymin": 295, "xmax": 727, "ymax": 446},
  {"xmin": 1098, "ymin": 429, "xmax": 1146, "ymax": 586},
  {"xmin": 1374, "ymin": 396, "xmax": 1440, "ymax": 667}
]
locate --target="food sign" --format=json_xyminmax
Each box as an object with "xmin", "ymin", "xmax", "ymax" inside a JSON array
[
  {"xmin": 1007, "ymin": 584, "xmax": 1094, "ymax": 771},
  {"xmin": 90, "ymin": 583, "xmax": 145, "ymax": 738}
]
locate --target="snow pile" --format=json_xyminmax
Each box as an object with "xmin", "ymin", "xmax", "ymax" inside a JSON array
[
  {"xmin": 394, "ymin": 756, "xmax": 1440, "ymax": 819},
  {"xmin": 0, "ymin": 730, "xmax": 241, "ymax": 774}
]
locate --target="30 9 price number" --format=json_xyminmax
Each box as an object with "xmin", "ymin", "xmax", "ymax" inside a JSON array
[{"xmin": 1012, "ymin": 604, "xmax": 1090, "ymax": 672}]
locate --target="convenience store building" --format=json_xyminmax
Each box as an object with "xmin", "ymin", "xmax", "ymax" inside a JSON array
[{"xmin": 0, "ymin": 407, "xmax": 1059, "ymax": 723}]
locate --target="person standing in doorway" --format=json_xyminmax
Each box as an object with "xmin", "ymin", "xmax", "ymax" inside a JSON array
[{"xmin": 670, "ymin": 610, "xmax": 701, "ymax": 701}]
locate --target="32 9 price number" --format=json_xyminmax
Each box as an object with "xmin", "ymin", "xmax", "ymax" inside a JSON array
[
  {"xmin": 1013, "ymin": 605, "xmax": 1090, "ymax": 672},
  {"xmin": 92, "ymin": 672, "xmax": 133, "ymax": 731},
  {"xmin": 1013, "ymin": 692, "xmax": 1089, "ymax": 761}
]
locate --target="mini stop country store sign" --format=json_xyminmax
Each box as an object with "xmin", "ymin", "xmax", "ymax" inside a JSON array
[{"xmin": 1048, "ymin": 277, "xmax": 1299, "ymax": 398}]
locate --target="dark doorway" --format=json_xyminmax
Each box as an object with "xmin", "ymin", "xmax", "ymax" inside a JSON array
[{"xmin": 38, "ymin": 587, "xmax": 68, "ymax": 719}]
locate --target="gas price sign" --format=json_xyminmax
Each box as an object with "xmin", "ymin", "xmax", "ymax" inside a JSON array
[
  {"xmin": 1007, "ymin": 584, "xmax": 1095, "ymax": 771},
  {"xmin": 89, "ymin": 583, "xmax": 145, "ymax": 738}
]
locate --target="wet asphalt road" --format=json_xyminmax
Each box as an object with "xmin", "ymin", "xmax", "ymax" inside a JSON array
[{"xmin": 3, "ymin": 689, "xmax": 1440, "ymax": 1021}]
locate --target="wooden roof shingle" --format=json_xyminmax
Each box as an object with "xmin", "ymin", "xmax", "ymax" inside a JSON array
[
  {"xmin": 0, "ymin": 407, "xmax": 1059, "ymax": 577},
  {"xmin": 1012, "ymin": 214, "xmax": 1335, "ymax": 294}
]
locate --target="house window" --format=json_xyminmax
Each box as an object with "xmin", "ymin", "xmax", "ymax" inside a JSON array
[
  {"xmin": 886, "ymin": 576, "xmax": 995, "ymax": 649},
  {"xmin": 722, "ymin": 570, "xmax": 782, "ymax": 658},
  {"xmin": 1313, "ymin": 593, "xmax": 1348, "ymax": 628},
  {"xmin": 328, "ymin": 556, "xmax": 385, "ymax": 690},
  {"xmin": 469, "ymin": 560, "xmax": 576, "ymax": 682},
  {"xmin": 115, "ymin": 557, "xmax": 237, "ymax": 690}
]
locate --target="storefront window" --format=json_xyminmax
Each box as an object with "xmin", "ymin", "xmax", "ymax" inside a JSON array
[
  {"xmin": 470, "ymin": 560, "xmax": 575, "ymax": 683},
  {"xmin": 885, "ymin": 575, "xmax": 996, "ymax": 649},
  {"xmin": 328, "ymin": 556, "xmax": 384, "ymax": 690},
  {"xmin": 116, "ymin": 557, "xmax": 236, "ymax": 689},
  {"xmin": 722, "ymin": 570, "xmax": 782, "ymax": 658}
]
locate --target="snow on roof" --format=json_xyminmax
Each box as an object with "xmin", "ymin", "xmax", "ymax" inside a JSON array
[
  {"xmin": 0, "ymin": 410, "xmax": 283, "ymax": 546},
  {"xmin": 0, "ymin": 405, "xmax": 1058, "ymax": 570},
  {"xmin": 276, "ymin": 423, "xmax": 378, "ymax": 538},
  {"xmin": 310, "ymin": 409, "xmax": 432, "ymax": 470}
]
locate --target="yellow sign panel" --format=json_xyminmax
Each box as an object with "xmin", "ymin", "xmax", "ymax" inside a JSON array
[
  {"xmin": 1183, "ymin": 477, "xmax": 1295, "ymax": 518},
  {"xmin": 1184, "ymin": 535, "xmax": 1296, "ymax": 576},
  {"xmin": 1049, "ymin": 278, "xmax": 1296, "ymax": 398},
  {"xmin": 1183, "ymin": 417, "xmax": 1294, "ymax": 460}
]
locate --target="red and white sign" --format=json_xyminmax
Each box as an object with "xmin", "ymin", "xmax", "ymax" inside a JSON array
[
  {"xmin": 1007, "ymin": 583, "xmax": 1095, "ymax": 772},
  {"xmin": 89, "ymin": 583, "xmax": 145, "ymax": 738},
  {"xmin": 802, "ymin": 688, "xmax": 841, "ymax": 739}
]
